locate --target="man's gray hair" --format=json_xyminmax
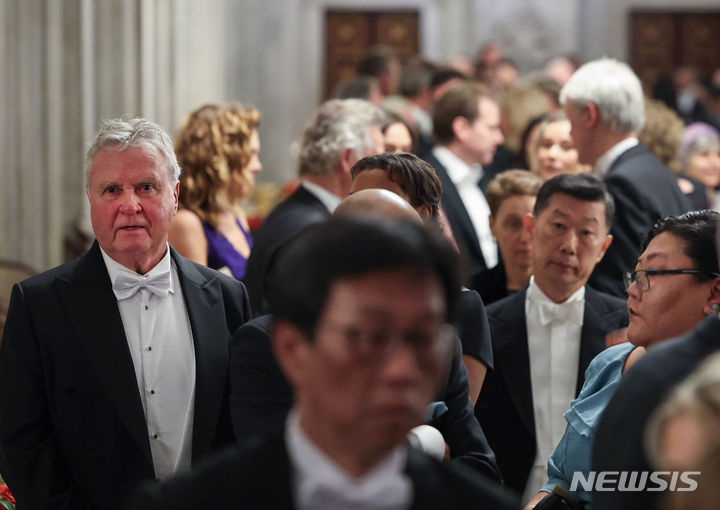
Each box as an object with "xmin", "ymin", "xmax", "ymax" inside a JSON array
[
  {"xmin": 559, "ymin": 58, "xmax": 645, "ymax": 134},
  {"xmin": 297, "ymin": 99, "xmax": 385, "ymax": 177},
  {"xmin": 85, "ymin": 117, "xmax": 181, "ymax": 188}
]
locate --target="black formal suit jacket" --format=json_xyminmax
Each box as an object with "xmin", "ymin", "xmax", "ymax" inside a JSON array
[
  {"xmin": 469, "ymin": 260, "xmax": 510, "ymax": 306},
  {"xmin": 244, "ymin": 185, "xmax": 331, "ymax": 314},
  {"xmin": 589, "ymin": 143, "xmax": 691, "ymax": 297},
  {"xmin": 0, "ymin": 242, "xmax": 252, "ymax": 510},
  {"xmin": 475, "ymin": 285, "xmax": 628, "ymax": 494},
  {"xmin": 423, "ymin": 151, "xmax": 490, "ymax": 279},
  {"xmin": 592, "ymin": 316, "xmax": 720, "ymax": 510},
  {"xmin": 230, "ymin": 314, "xmax": 503, "ymax": 483},
  {"xmin": 131, "ymin": 432, "xmax": 519, "ymax": 510}
]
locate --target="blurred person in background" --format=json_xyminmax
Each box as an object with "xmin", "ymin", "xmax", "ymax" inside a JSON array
[
  {"xmin": 645, "ymin": 352, "xmax": 720, "ymax": 510},
  {"xmin": 678, "ymin": 122, "xmax": 720, "ymax": 211},
  {"xmin": 170, "ymin": 103, "xmax": 261, "ymax": 280},
  {"xmin": 639, "ymin": 98, "xmax": 708, "ymax": 210},
  {"xmin": 244, "ymin": 98, "xmax": 385, "ymax": 314},
  {"xmin": 531, "ymin": 111, "xmax": 590, "ymax": 182},
  {"xmin": 471, "ymin": 170, "xmax": 542, "ymax": 305},
  {"xmin": 382, "ymin": 112, "xmax": 415, "ymax": 154},
  {"xmin": 333, "ymin": 76, "xmax": 384, "ymax": 107}
]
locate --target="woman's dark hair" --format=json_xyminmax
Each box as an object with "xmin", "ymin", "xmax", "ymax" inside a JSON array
[
  {"xmin": 271, "ymin": 216, "xmax": 461, "ymax": 339},
  {"xmin": 381, "ymin": 111, "xmax": 417, "ymax": 153},
  {"xmin": 640, "ymin": 210, "xmax": 720, "ymax": 281}
]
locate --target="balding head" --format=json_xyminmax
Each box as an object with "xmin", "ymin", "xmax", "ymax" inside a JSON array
[{"xmin": 335, "ymin": 188, "xmax": 422, "ymax": 223}]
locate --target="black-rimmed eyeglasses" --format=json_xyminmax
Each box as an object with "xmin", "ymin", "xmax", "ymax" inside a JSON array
[{"xmin": 623, "ymin": 269, "xmax": 720, "ymax": 292}]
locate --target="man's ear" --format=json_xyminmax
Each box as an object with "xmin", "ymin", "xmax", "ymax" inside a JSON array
[
  {"xmin": 451, "ymin": 116, "xmax": 470, "ymax": 144},
  {"xmin": 595, "ymin": 234, "xmax": 613, "ymax": 263},
  {"xmin": 417, "ymin": 204, "xmax": 433, "ymax": 221},
  {"xmin": 584, "ymin": 102, "xmax": 599, "ymax": 129},
  {"xmin": 489, "ymin": 214, "xmax": 496, "ymax": 238},
  {"xmin": 271, "ymin": 320, "xmax": 311, "ymax": 388},
  {"xmin": 338, "ymin": 147, "xmax": 357, "ymax": 174},
  {"xmin": 173, "ymin": 181, "xmax": 180, "ymax": 211},
  {"xmin": 702, "ymin": 277, "xmax": 720, "ymax": 316}
]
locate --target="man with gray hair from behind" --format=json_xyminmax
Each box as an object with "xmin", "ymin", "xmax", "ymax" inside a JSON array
[
  {"xmin": 244, "ymin": 98, "xmax": 386, "ymax": 314},
  {"xmin": 561, "ymin": 58, "xmax": 691, "ymax": 297},
  {"xmin": 0, "ymin": 117, "xmax": 252, "ymax": 510}
]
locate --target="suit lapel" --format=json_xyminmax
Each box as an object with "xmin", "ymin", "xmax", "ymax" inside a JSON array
[
  {"xmin": 491, "ymin": 289, "xmax": 535, "ymax": 435},
  {"xmin": 56, "ymin": 242, "xmax": 153, "ymax": 467},
  {"xmin": 426, "ymin": 154, "xmax": 486, "ymax": 269},
  {"xmin": 172, "ymin": 250, "xmax": 230, "ymax": 461}
]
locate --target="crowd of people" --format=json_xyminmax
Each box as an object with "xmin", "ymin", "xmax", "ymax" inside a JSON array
[{"xmin": 1, "ymin": 42, "xmax": 720, "ymax": 510}]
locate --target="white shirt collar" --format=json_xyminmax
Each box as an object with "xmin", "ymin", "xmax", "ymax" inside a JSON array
[
  {"xmin": 432, "ymin": 146, "xmax": 483, "ymax": 186},
  {"xmin": 100, "ymin": 244, "xmax": 176, "ymax": 295},
  {"xmin": 285, "ymin": 409, "xmax": 411, "ymax": 510},
  {"xmin": 301, "ymin": 180, "xmax": 342, "ymax": 213},
  {"xmin": 594, "ymin": 137, "xmax": 639, "ymax": 179},
  {"xmin": 526, "ymin": 275, "xmax": 585, "ymax": 307}
]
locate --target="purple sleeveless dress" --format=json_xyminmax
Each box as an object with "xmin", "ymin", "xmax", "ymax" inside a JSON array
[{"xmin": 202, "ymin": 219, "xmax": 253, "ymax": 280}]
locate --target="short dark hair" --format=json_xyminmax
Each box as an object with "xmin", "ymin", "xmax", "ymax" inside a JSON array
[
  {"xmin": 333, "ymin": 76, "xmax": 378, "ymax": 101},
  {"xmin": 271, "ymin": 216, "xmax": 461, "ymax": 339},
  {"xmin": 640, "ymin": 210, "xmax": 720, "ymax": 282},
  {"xmin": 357, "ymin": 46, "xmax": 396, "ymax": 78},
  {"xmin": 350, "ymin": 153, "xmax": 442, "ymax": 219},
  {"xmin": 533, "ymin": 173, "xmax": 615, "ymax": 230},
  {"xmin": 432, "ymin": 81, "xmax": 493, "ymax": 145},
  {"xmin": 430, "ymin": 68, "xmax": 466, "ymax": 91}
]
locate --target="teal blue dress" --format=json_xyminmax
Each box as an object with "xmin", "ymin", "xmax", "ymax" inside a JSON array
[{"xmin": 540, "ymin": 342, "xmax": 636, "ymax": 502}]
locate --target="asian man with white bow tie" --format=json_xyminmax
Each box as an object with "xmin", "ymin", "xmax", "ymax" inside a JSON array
[
  {"xmin": 475, "ymin": 173, "xmax": 629, "ymax": 499},
  {"xmin": 0, "ymin": 118, "xmax": 252, "ymax": 510}
]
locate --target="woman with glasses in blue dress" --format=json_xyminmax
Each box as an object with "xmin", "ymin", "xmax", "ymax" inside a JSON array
[{"xmin": 526, "ymin": 210, "xmax": 720, "ymax": 509}]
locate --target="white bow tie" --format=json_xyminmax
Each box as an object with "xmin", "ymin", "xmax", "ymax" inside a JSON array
[
  {"xmin": 112, "ymin": 270, "xmax": 171, "ymax": 300},
  {"xmin": 534, "ymin": 299, "xmax": 584, "ymax": 326}
]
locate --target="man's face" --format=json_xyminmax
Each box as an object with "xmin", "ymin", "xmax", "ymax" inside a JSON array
[
  {"xmin": 87, "ymin": 146, "xmax": 179, "ymax": 272},
  {"xmin": 290, "ymin": 268, "xmax": 447, "ymax": 456},
  {"xmin": 564, "ymin": 101, "xmax": 593, "ymax": 166},
  {"xmin": 527, "ymin": 193, "xmax": 611, "ymax": 298},
  {"xmin": 460, "ymin": 98, "xmax": 504, "ymax": 166}
]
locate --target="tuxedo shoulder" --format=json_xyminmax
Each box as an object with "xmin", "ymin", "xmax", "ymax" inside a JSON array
[
  {"xmin": 408, "ymin": 449, "xmax": 518, "ymax": 509},
  {"xmin": 132, "ymin": 436, "xmax": 285, "ymax": 508},
  {"xmin": 485, "ymin": 291, "xmax": 523, "ymax": 322},
  {"xmin": 587, "ymin": 286, "xmax": 627, "ymax": 313},
  {"xmin": 15, "ymin": 254, "xmax": 87, "ymax": 292},
  {"xmin": 235, "ymin": 314, "xmax": 272, "ymax": 336}
]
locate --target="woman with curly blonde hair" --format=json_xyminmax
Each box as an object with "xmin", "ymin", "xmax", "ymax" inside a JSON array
[{"xmin": 169, "ymin": 103, "xmax": 262, "ymax": 279}]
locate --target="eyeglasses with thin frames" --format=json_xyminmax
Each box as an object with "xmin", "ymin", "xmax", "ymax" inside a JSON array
[
  {"xmin": 317, "ymin": 321, "xmax": 457, "ymax": 368},
  {"xmin": 623, "ymin": 269, "xmax": 720, "ymax": 292}
]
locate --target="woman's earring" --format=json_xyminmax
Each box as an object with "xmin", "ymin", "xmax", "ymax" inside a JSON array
[{"xmin": 712, "ymin": 303, "xmax": 720, "ymax": 317}]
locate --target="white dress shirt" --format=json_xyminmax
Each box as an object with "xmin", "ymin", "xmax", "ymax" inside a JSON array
[
  {"xmin": 432, "ymin": 146, "xmax": 497, "ymax": 268},
  {"xmin": 593, "ymin": 137, "xmax": 639, "ymax": 179},
  {"xmin": 301, "ymin": 180, "xmax": 342, "ymax": 213},
  {"xmin": 101, "ymin": 246, "xmax": 196, "ymax": 480},
  {"xmin": 286, "ymin": 410, "xmax": 412, "ymax": 510},
  {"xmin": 524, "ymin": 277, "xmax": 584, "ymax": 497}
]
